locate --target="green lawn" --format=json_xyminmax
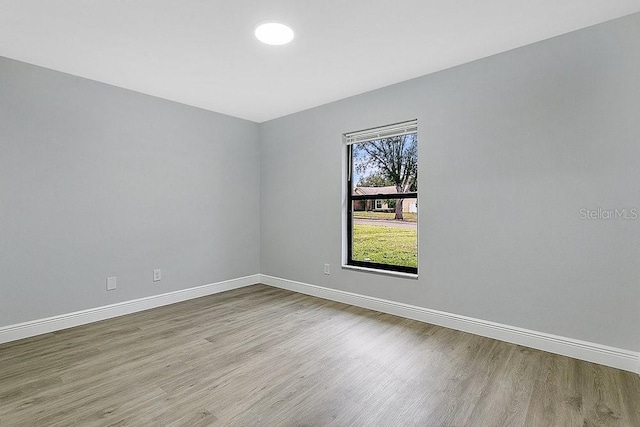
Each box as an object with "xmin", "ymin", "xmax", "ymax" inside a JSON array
[
  {"xmin": 352, "ymin": 224, "xmax": 417, "ymax": 268},
  {"xmin": 353, "ymin": 211, "xmax": 417, "ymax": 222}
]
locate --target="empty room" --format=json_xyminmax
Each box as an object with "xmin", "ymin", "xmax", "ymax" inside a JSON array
[{"xmin": 1, "ymin": 1, "xmax": 639, "ymax": 426}]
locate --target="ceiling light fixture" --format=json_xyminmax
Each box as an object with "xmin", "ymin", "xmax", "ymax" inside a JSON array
[{"xmin": 255, "ymin": 22, "xmax": 294, "ymax": 45}]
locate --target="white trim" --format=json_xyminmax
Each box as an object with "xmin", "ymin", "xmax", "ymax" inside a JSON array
[
  {"xmin": 341, "ymin": 264, "xmax": 418, "ymax": 279},
  {"xmin": 2, "ymin": 273, "xmax": 637, "ymax": 376},
  {"xmin": 259, "ymin": 274, "xmax": 640, "ymax": 374},
  {"xmin": 0, "ymin": 274, "xmax": 260, "ymax": 345}
]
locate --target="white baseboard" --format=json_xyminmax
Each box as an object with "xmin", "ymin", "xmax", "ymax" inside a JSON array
[
  {"xmin": 0, "ymin": 274, "xmax": 260, "ymax": 345},
  {"xmin": 2, "ymin": 273, "xmax": 637, "ymax": 375},
  {"xmin": 260, "ymin": 274, "xmax": 640, "ymax": 374}
]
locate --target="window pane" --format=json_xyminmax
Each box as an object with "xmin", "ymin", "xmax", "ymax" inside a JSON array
[
  {"xmin": 351, "ymin": 201, "xmax": 417, "ymax": 268},
  {"xmin": 347, "ymin": 126, "xmax": 418, "ymax": 273},
  {"xmin": 351, "ymin": 133, "xmax": 417, "ymax": 196}
]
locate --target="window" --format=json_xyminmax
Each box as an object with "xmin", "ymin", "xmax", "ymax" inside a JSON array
[{"xmin": 345, "ymin": 120, "xmax": 418, "ymax": 274}]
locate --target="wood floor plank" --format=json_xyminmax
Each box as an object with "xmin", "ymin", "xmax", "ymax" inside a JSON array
[{"xmin": 0, "ymin": 284, "xmax": 638, "ymax": 426}]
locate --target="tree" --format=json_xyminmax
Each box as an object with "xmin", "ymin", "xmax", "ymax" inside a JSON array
[
  {"xmin": 353, "ymin": 134, "xmax": 417, "ymax": 220},
  {"xmin": 357, "ymin": 173, "xmax": 394, "ymax": 187}
]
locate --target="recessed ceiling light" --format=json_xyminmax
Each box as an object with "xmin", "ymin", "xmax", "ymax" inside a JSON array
[{"xmin": 255, "ymin": 22, "xmax": 294, "ymax": 45}]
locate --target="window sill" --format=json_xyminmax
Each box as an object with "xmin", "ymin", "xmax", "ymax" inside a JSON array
[{"xmin": 341, "ymin": 264, "xmax": 418, "ymax": 280}]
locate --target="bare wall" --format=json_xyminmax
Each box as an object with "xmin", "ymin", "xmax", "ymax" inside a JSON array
[
  {"xmin": 0, "ymin": 57, "xmax": 260, "ymax": 326},
  {"xmin": 259, "ymin": 13, "xmax": 640, "ymax": 351}
]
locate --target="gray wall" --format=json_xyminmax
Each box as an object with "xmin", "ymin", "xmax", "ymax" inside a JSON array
[
  {"xmin": 2, "ymin": 13, "xmax": 638, "ymax": 353},
  {"xmin": 260, "ymin": 13, "xmax": 640, "ymax": 351},
  {"xmin": 0, "ymin": 57, "xmax": 260, "ymax": 326}
]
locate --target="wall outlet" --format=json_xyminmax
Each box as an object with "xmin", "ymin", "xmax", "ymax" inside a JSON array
[
  {"xmin": 106, "ymin": 276, "xmax": 117, "ymax": 291},
  {"xmin": 153, "ymin": 269, "xmax": 161, "ymax": 282},
  {"xmin": 324, "ymin": 263, "xmax": 330, "ymax": 275}
]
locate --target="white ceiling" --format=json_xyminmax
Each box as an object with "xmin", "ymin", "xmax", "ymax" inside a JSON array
[{"xmin": 1, "ymin": 1, "xmax": 639, "ymax": 122}]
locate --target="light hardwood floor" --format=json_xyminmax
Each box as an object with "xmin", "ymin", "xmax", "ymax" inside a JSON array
[{"xmin": 1, "ymin": 284, "xmax": 638, "ymax": 426}]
